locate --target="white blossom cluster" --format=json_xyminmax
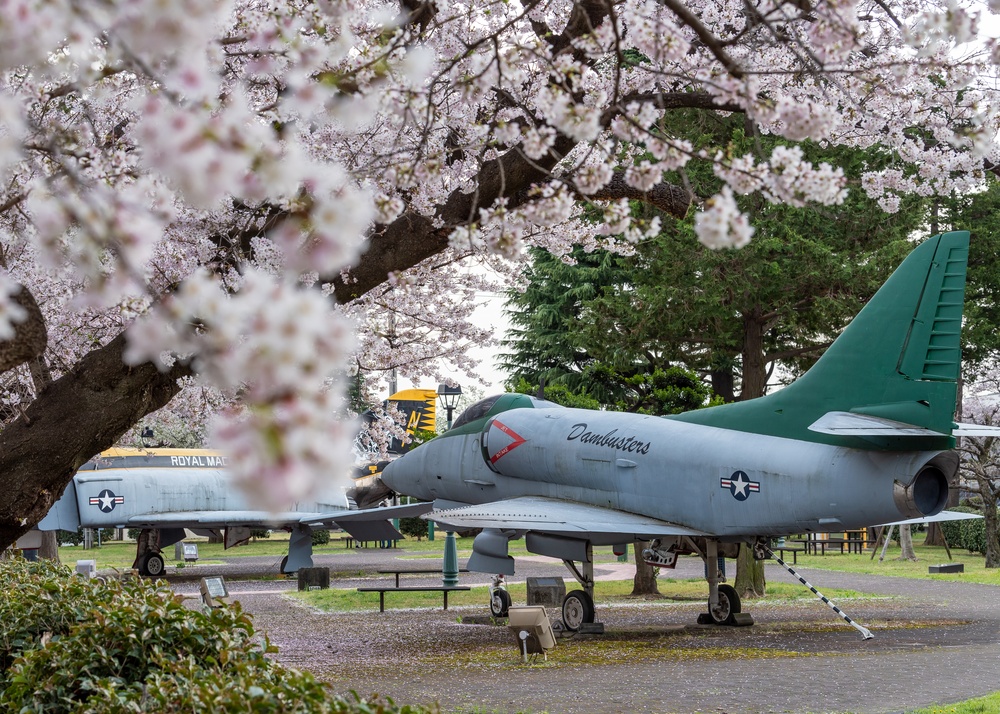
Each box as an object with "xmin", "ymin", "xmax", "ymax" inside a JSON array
[
  {"xmin": 905, "ymin": 0, "xmax": 980, "ymax": 57},
  {"xmin": 694, "ymin": 187, "xmax": 755, "ymax": 249},
  {"xmin": 0, "ymin": 0, "xmax": 999, "ymax": 509},
  {"xmin": 352, "ymin": 401, "xmax": 412, "ymax": 465},
  {"xmin": 124, "ymin": 268, "xmax": 355, "ymax": 505}
]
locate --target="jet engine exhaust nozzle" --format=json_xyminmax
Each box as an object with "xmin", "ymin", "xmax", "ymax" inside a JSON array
[{"xmin": 893, "ymin": 464, "xmax": 949, "ymax": 519}]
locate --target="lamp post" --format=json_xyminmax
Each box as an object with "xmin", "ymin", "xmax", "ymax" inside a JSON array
[
  {"xmin": 437, "ymin": 383, "xmax": 463, "ymax": 585},
  {"xmin": 437, "ymin": 383, "xmax": 463, "ymax": 430}
]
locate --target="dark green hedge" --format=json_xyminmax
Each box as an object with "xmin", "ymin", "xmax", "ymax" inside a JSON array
[
  {"xmin": 58, "ymin": 527, "xmax": 118, "ymax": 547},
  {"xmin": 939, "ymin": 505, "xmax": 992, "ymax": 555},
  {"xmin": 0, "ymin": 559, "xmax": 433, "ymax": 713}
]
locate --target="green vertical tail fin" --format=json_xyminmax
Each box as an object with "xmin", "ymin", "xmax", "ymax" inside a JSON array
[{"xmin": 670, "ymin": 231, "xmax": 970, "ymax": 449}]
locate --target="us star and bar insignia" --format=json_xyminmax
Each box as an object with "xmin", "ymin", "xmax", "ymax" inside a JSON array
[{"xmin": 720, "ymin": 470, "xmax": 760, "ymax": 501}]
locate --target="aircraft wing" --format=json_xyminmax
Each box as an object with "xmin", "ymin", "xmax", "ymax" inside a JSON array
[
  {"xmin": 126, "ymin": 501, "xmax": 433, "ymax": 542},
  {"xmin": 300, "ymin": 501, "xmax": 434, "ymax": 541},
  {"xmin": 424, "ymin": 496, "xmax": 708, "ymax": 540},
  {"xmin": 127, "ymin": 511, "xmax": 315, "ymax": 529},
  {"xmin": 808, "ymin": 411, "xmax": 945, "ymax": 437},
  {"xmin": 952, "ymin": 423, "xmax": 1000, "ymax": 437},
  {"xmin": 810, "ymin": 412, "xmax": 1000, "ymax": 439},
  {"xmin": 876, "ymin": 510, "xmax": 983, "ymax": 527},
  {"xmin": 299, "ymin": 501, "xmax": 433, "ymax": 525}
]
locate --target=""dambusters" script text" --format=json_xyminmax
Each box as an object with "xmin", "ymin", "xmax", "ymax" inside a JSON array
[{"xmin": 566, "ymin": 423, "xmax": 651, "ymax": 454}]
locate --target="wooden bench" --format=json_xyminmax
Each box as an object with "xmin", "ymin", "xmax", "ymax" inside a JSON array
[
  {"xmin": 773, "ymin": 545, "xmax": 805, "ymax": 564},
  {"xmin": 344, "ymin": 538, "xmax": 398, "ymax": 548},
  {"xmin": 792, "ymin": 537, "xmax": 865, "ymax": 555},
  {"xmin": 356, "ymin": 586, "xmax": 471, "ymax": 612},
  {"xmin": 377, "ymin": 568, "xmax": 470, "ymax": 587}
]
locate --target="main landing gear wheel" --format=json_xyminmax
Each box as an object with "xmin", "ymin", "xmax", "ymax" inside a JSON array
[
  {"xmin": 279, "ymin": 556, "xmax": 290, "ymax": 574},
  {"xmin": 490, "ymin": 589, "xmax": 511, "ymax": 618},
  {"xmin": 708, "ymin": 584, "xmax": 741, "ymax": 626},
  {"xmin": 561, "ymin": 590, "xmax": 596, "ymax": 631},
  {"xmin": 140, "ymin": 552, "xmax": 165, "ymax": 578}
]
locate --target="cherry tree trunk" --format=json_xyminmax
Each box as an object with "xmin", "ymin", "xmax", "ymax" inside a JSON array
[
  {"xmin": 981, "ymin": 485, "xmax": 1000, "ymax": 568},
  {"xmin": 735, "ymin": 545, "xmax": 765, "ymax": 598},
  {"xmin": 38, "ymin": 531, "xmax": 59, "ymax": 561},
  {"xmin": 898, "ymin": 525, "xmax": 917, "ymax": 561},
  {"xmin": 632, "ymin": 541, "xmax": 659, "ymax": 596}
]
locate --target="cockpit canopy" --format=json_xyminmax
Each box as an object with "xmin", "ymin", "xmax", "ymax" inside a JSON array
[{"xmin": 450, "ymin": 393, "xmax": 562, "ymax": 430}]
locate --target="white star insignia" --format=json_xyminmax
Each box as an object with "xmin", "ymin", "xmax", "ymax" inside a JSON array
[{"xmin": 731, "ymin": 473, "xmax": 750, "ymax": 497}]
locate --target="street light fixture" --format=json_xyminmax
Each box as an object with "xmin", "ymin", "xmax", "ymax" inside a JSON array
[
  {"xmin": 437, "ymin": 383, "xmax": 463, "ymax": 430},
  {"xmin": 436, "ymin": 382, "xmax": 463, "ymax": 587}
]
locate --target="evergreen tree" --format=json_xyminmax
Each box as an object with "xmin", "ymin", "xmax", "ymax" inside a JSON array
[
  {"xmin": 945, "ymin": 176, "xmax": 1000, "ymax": 372},
  {"xmin": 582, "ymin": 122, "xmax": 928, "ymax": 403},
  {"xmin": 501, "ymin": 247, "xmax": 631, "ymax": 399}
]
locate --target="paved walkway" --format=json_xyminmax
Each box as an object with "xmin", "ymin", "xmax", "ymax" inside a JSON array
[{"xmin": 166, "ymin": 550, "xmax": 1000, "ymax": 714}]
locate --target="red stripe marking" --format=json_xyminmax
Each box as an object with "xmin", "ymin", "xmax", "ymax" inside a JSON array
[{"xmin": 489, "ymin": 420, "xmax": 527, "ymax": 464}]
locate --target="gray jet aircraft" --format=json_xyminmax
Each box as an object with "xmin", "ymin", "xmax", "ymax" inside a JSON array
[
  {"xmin": 36, "ymin": 447, "xmax": 431, "ymax": 576},
  {"xmin": 382, "ymin": 230, "xmax": 988, "ymax": 631}
]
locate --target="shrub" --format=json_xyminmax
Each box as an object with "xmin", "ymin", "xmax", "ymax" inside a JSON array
[
  {"xmin": 939, "ymin": 506, "xmax": 974, "ymax": 551},
  {"xmin": 311, "ymin": 529, "xmax": 331, "ymax": 546},
  {"xmin": 398, "ymin": 517, "xmax": 428, "ymax": 541},
  {"xmin": 0, "ymin": 558, "xmax": 433, "ymax": 714},
  {"xmin": 937, "ymin": 504, "xmax": 1000, "ymax": 554},
  {"xmin": 960, "ymin": 513, "xmax": 989, "ymax": 554},
  {"xmin": 57, "ymin": 528, "xmax": 82, "ymax": 546},
  {"xmin": 58, "ymin": 527, "xmax": 118, "ymax": 546}
]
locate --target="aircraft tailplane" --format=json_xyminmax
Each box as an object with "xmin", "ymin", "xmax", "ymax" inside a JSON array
[
  {"xmin": 386, "ymin": 388, "xmax": 438, "ymax": 453},
  {"xmin": 670, "ymin": 231, "xmax": 970, "ymax": 450}
]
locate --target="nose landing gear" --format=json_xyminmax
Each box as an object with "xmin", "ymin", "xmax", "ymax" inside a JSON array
[{"xmin": 489, "ymin": 574, "xmax": 511, "ymax": 617}]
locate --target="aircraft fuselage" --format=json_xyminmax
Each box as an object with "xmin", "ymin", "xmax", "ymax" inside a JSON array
[
  {"xmin": 383, "ymin": 406, "xmax": 954, "ymax": 538},
  {"xmin": 38, "ymin": 452, "xmax": 349, "ymax": 532}
]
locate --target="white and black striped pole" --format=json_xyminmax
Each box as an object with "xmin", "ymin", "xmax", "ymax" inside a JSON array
[{"xmin": 768, "ymin": 548, "xmax": 874, "ymax": 640}]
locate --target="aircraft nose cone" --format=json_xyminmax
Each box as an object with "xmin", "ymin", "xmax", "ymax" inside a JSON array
[
  {"xmin": 381, "ymin": 455, "xmax": 418, "ymax": 495},
  {"xmin": 380, "ymin": 459, "xmax": 401, "ymax": 491},
  {"xmin": 382, "ymin": 452, "xmax": 433, "ymax": 501}
]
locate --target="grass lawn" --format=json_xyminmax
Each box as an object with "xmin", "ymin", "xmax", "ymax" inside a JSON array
[
  {"xmin": 907, "ymin": 692, "xmax": 1000, "ymax": 713},
  {"xmin": 58, "ymin": 533, "xmax": 1000, "ymax": 587},
  {"xmin": 295, "ymin": 576, "xmax": 863, "ymax": 613},
  {"xmin": 53, "ymin": 533, "xmax": 540, "ymax": 572},
  {"xmin": 777, "ymin": 543, "xmax": 1000, "ymax": 585},
  {"xmin": 56, "ymin": 534, "xmax": 293, "ymax": 570}
]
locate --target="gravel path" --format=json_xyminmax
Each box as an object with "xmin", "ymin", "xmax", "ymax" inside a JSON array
[{"xmin": 165, "ymin": 550, "xmax": 1000, "ymax": 714}]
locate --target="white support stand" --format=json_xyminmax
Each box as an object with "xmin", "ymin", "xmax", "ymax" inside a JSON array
[{"xmin": 769, "ymin": 548, "xmax": 874, "ymax": 640}]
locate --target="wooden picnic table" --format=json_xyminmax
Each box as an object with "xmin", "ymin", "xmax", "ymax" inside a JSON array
[
  {"xmin": 377, "ymin": 567, "xmax": 470, "ymax": 587},
  {"xmin": 790, "ymin": 537, "xmax": 865, "ymax": 555}
]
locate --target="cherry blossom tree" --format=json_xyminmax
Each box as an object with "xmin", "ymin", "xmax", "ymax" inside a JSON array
[
  {"xmin": 957, "ymin": 375, "xmax": 1000, "ymax": 568},
  {"xmin": 1, "ymin": 0, "xmax": 1000, "ymax": 551}
]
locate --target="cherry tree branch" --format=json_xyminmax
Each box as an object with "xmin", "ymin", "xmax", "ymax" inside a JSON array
[{"xmin": 657, "ymin": 0, "xmax": 744, "ymax": 78}]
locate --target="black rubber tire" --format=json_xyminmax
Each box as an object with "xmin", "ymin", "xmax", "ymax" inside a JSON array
[
  {"xmin": 139, "ymin": 552, "xmax": 165, "ymax": 578},
  {"xmin": 709, "ymin": 583, "xmax": 741, "ymax": 625},
  {"xmin": 490, "ymin": 588, "xmax": 512, "ymax": 618},
  {"xmin": 280, "ymin": 555, "xmax": 290, "ymax": 574},
  {"xmin": 561, "ymin": 590, "xmax": 595, "ymax": 631}
]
